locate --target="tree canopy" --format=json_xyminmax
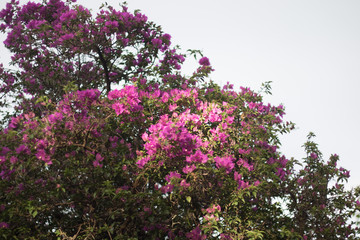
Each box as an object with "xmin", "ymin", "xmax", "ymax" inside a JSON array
[{"xmin": 0, "ymin": 0, "xmax": 359, "ymax": 239}]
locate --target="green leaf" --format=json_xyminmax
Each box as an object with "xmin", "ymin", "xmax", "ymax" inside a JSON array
[{"xmin": 32, "ymin": 210, "xmax": 38, "ymax": 218}]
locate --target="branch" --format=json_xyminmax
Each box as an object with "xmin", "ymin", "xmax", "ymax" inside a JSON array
[{"xmin": 96, "ymin": 46, "xmax": 111, "ymax": 93}]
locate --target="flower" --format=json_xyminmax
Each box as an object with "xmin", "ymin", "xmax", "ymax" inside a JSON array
[
  {"xmin": 108, "ymin": 89, "xmax": 122, "ymax": 100},
  {"xmin": 214, "ymin": 156, "xmax": 235, "ymax": 173},
  {"xmin": 93, "ymin": 153, "xmax": 104, "ymax": 168},
  {"xmin": 199, "ymin": 57, "xmax": 210, "ymax": 66},
  {"xmin": 180, "ymin": 179, "xmax": 190, "ymax": 188},
  {"xmin": 0, "ymin": 222, "xmax": 9, "ymax": 228},
  {"xmin": 161, "ymin": 184, "xmax": 173, "ymax": 193},
  {"xmin": 165, "ymin": 171, "xmax": 181, "ymax": 182},
  {"xmin": 183, "ymin": 164, "xmax": 196, "ymax": 174},
  {"xmin": 112, "ymin": 102, "xmax": 127, "ymax": 115},
  {"xmin": 186, "ymin": 150, "xmax": 208, "ymax": 164}
]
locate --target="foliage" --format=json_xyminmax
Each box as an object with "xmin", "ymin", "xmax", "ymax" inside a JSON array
[{"xmin": 0, "ymin": 0, "xmax": 359, "ymax": 239}]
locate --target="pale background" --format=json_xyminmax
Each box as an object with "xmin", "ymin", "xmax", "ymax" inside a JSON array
[{"xmin": 1, "ymin": 0, "xmax": 359, "ymax": 188}]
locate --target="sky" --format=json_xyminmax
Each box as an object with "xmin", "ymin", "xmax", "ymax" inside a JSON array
[{"xmin": 0, "ymin": 0, "xmax": 359, "ymax": 188}]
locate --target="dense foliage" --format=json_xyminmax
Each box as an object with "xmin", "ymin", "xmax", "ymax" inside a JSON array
[{"xmin": 0, "ymin": 0, "xmax": 359, "ymax": 239}]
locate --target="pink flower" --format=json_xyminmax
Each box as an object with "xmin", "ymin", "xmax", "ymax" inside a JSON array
[
  {"xmin": 238, "ymin": 180, "xmax": 250, "ymax": 189},
  {"xmin": 1, "ymin": 147, "xmax": 10, "ymax": 156},
  {"xmin": 186, "ymin": 150, "xmax": 208, "ymax": 164},
  {"xmin": 48, "ymin": 112, "xmax": 63, "ymax": 123},
  {"xmin": 16, "ymin": 144, "xmax": 29, "ymax": 154},
  {"xmin": 139, "ymin": 78, "xmax": 147, "ymax": 85},
  {"xmin": 35, "ymin": 149, "xmax": 52, "ymax": 164},
  {"xmin": 93, "ymin": 153, "xmax": 104, "ymax": 168},
  {"xmin": 208, "ymin": 106, "xmax": 222, "ymax": 122},
  {"xmin": 165, "ymin": 171, "xmax": 181, "ymax": 182},
  {"xmin": 199, "ymin": 57, "xmax": 210, "ymax": 66},
  {"xmin": 248, "ymin": 102, "xmax": 256, "ymax": 109},
  {"xmin": 234, "ymin": 171, "xmax": 242, "ymax": 182},
  {"xmin": 136, "ymin": 156, "xmax": 150, "ymax": 168},
  {"xmin": 108, "ymin": 89, "xmax": 122, "ymax": 100},
  {"xmin": 183, "ymin": 164, "xmax": 196, "ymax": 174},
  {"xmin": 297, "ymin": 178, "xmax": 305, "ymax": 186},
  {"xmin": 143, "ymin": 206, "xmax": 152, "ymax": 213},
  {"xmin": 169, "ymin": 103, "xmax": 178, "ymax": 111},
  {"xmin": 161, "ymin": 184, "xmax": 173, "ymax": 194},
  {"xmin": 112, "ymin": 102, "xmax": 127, "ymax": 115},
  {"xmin": 214, "ymin": 156, "xmax": 235, "ymax": 173},
  {"xmin": 161, "ymin": 92, "xmax": 169, "ymax": 103},
  {"xmin": 237, "ymin": 158, "xmax": 253, "ymax": 172},
  {"xmin": 180, "ymin": 179, "xmax": 190, "ymax": 188},
  {"xmin": 10, "ymin": 156, "xmax": 17, "ymax": 164}
]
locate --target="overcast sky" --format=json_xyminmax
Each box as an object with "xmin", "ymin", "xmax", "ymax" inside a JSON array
[{"xmin": 1, "ymin": 0, "xmax": 359, "ymax": 188}]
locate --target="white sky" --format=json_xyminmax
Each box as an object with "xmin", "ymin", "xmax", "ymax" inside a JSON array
[{"xmin": 1, "ymin": 0, "xmax": 359, "ymax": 188}]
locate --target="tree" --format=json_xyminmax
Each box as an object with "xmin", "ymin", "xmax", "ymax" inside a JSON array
[{"xmin": 0, "ymin": 0, "xmax": 359, "ymax": 239}]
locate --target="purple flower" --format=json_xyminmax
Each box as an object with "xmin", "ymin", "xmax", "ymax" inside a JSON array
[
  {"xmin": 1, "ymin": 147, "xmax": 10, "ymax": 156},
  {"xmin": 35, "ymin": 149, "xmax": 51, "ymax": 164},
  {"xmin": 60, "ymin": 9, "xmax": 77, "ymax": 22},
  {"xmin": 0, "ymin": 222, "xmax": 9, "ymax": 228},
  {"xmin": 199, "ymin": 57, "xmax": 210, "ymax": 66},
  {"xmin": 16, "ymin": 144, "xmax": 29, "ymax": 154},
  {"xmin": 105, "ymin": 20, "xmax": 119, "ymax": 28},
  {"xmin": 60, "ymin": 33, "xmax": 75, "ymax": 41},
  {"xmin": 163, "ymin": 33, "xmax": 171, "ymax": 41},
  {"xmin": 151, "ymin": 38, "xmax": 163, "ymax": 48},
  {"xmin": 26, "ymin": 20, "xmax": 46, "ymax": 29},
  {"xmin": 10, "ymin": 156, "xmax": 17, "ymax": 164},
  {"xmin": 96, "ymin": 153, "xmax": 104, "ymax": 162},
  {"xmin": 276, "ymin": 168, "xmax": 286, "ymax": 180}
]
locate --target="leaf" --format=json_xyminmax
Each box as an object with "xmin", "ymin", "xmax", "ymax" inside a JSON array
[
  {"xmin": 186, "ymin": 196, "xmax": 191, "ymax": 203},
  {"xmin": 32, "ymin": 210, "xmax": 38, "ymax": 218}
]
